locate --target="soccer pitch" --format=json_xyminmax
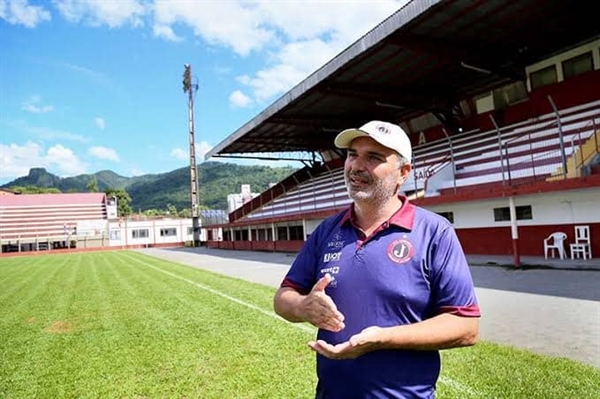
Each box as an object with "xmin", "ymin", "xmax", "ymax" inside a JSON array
[{"xmin": 1, "ymin": 251, "xmax": 598, "ymax": 398}]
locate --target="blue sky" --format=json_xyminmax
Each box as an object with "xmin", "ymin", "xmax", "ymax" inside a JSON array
[{"xmin": 0, "ymin": 0, "xmax": 408, "ymax": 185}]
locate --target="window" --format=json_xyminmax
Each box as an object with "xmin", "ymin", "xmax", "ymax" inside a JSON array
[
  {"xmin": 530, "ymin": 65, "xmax": 557, "ymax": 89},
  {"xmin": 132, "ymin": 229, "xmax": 149, "ymax": 238},
  {"xmin": 289, "ymin": 225, "xmax": 304, "ymax": 240},
  {"xmin": 187, "ymin": 227, "xmax": 193, "ymax": 235},
  {"xmin": 493, "ymin": 205, "xmax": 533, "ymax": 222},
  {"xmin": 277, "ymin": 226, "xmax": 288, "ymax": 240},
  {"xmin": 109, "ymin": 229, "xmax": 121, "ymax": 240},
  {"xmin": 160, "ymin": 228, "xmax": 177, "ymax": 237},
  {"xmin": 437, "ymin": 212, "xmax": 454, "ymax": 224},
  {"xmin": 562, "ymin": 52, "xmax": 593, "ymax": 79}
]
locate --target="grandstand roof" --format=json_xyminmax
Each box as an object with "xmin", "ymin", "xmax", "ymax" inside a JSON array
[
  {"xmin": 206, "ymin": 0, "xmax": 600, "ymax": 160},
  {"xmin": 0, "ymin": 193, "xmax": 106, "ymax": 207}
]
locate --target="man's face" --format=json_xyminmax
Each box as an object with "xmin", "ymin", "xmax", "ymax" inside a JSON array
[{"xmin": 343, "ymin": 136, "xmax": 411, "ymax": 204}]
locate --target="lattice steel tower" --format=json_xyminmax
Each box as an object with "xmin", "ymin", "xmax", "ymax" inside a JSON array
[{"xmin": 182, "ymin": 64, "xmax": 200, "ymax": 246}]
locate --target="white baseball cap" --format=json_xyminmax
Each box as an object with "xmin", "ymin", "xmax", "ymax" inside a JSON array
[{"xmin": 334, "ymin": 120, "xmax": 412, "ymax": 161}]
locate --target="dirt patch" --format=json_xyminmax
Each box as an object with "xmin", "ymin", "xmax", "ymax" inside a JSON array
[
  {"xmin": 26, "ymin": 317, "xmax": 37, "ymax": 324},
  {"xmin": 44, "ymin": 320, "xmax": 73, "ymax": 334}
]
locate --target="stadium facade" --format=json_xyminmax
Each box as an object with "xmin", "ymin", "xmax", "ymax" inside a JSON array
[
  {"xmin": 1, "ymin": 1, "xmax": 598, "ymax": 260},
  {"xmin": 0, "ymin": 192, "xmax": 228, "ymax": 254},
  {"xmin": 203, "ymin": 0, "xmax": 600, "ymax": 260}
]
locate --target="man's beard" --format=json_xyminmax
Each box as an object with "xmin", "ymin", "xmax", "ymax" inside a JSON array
[{"xmin": 345, "ymin": 170, "xmax": 399, "ymax": 204}]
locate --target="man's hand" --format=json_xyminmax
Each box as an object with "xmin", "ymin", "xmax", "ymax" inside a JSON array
[
  {"xmin": 308, "ymin": 326, "xmax": 382, "ymax": 359},
  {"xmin": 299, "ymin": 273, "xmax": 345, "ymax": 332}
]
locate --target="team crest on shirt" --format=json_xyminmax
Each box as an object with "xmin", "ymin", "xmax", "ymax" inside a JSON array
[{"xmin": 387, "ymin": 238, "xmax": 414, "ymax": 264}]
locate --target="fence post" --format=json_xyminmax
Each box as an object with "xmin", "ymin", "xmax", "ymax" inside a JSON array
[
  {"xmin": 489, "ymin": 115, "xmax": 506, "ymax": 188},
  {"xmin": 548, "ymin": 95, "xmax": 567, "ymax": 179},
  {"xmin": 442, "ymin": 128, "xmax": 457, "ymax": 194}
]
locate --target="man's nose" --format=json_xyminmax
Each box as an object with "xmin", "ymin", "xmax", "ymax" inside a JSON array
[{"xmin": 348, "ymin": 156, "xmax": 366, "ymax": 171}]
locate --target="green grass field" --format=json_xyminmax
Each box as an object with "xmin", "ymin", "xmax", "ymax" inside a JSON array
[{"xmin": 1, "ymin": 251, "xmax": 598, "ymax": 398}]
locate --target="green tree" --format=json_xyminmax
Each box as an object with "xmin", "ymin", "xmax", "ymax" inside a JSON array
[
  {"xmin": 87, "ymin": 177, "xmax": 99, "ymax": 192},
  {"xmin": 178, "ymin": 208, "xmax": 191, "ymax": 218},
  {"xmin": 9, "ymin": 185, "xmax": 61, "ymax": 194},
  {"xmin": 166, "ymin": 204, "xmax": 177, "ymax": 216},
  {"xmin": 105, "ymin": 188, "xmax": 133, "ymax": 217}
]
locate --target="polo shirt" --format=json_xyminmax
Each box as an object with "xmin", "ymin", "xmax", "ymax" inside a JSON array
[{"xmin": 281, "ymin": 197, "xmax": 480, "ymax": 399}]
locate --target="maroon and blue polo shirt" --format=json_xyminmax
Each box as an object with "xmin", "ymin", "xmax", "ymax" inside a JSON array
[{"xmin": 280, "ymin": 197, "xmax": 480, "ymax": 398}]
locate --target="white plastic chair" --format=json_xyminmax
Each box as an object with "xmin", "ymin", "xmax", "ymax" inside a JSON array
[
  {"xmin": 570, "ymin": 225, "xmax": 592, "ymax": 260},
  {"xmin": 544, "ymin": 232, "xmax": 567, "ymax": 259}
]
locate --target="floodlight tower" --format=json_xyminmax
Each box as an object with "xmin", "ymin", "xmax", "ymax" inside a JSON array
[{"xmin": 182, "ymin": 64, "xmax": 200, "ymax": 247}]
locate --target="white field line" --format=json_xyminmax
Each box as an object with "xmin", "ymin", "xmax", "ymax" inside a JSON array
[
  {"xmin": 121, "ymin": 252, "xmax": 315, "ymax": 334},
  {"xmin": 121, "ymin": 252, "xmax": 482, "ymax": 397}
]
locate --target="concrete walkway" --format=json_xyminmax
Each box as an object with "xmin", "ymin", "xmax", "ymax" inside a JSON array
[{"xmin": 139, "ymin": 247, "xmax": 600, "ymax": 368}]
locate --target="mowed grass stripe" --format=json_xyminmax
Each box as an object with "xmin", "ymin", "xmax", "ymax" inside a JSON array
[
  {"xmin": 121, "ymin": 251, "xmax": 485, "ymax": 398},
  {"xmin": 0, "ymin": 252, "xmax": 318, "ymax": 398},
  {"xmin": 119, "ymin": 251, "xmax": 315, "ymax": 333},
  {"xmin": 1, "ymin": 252, "xmax": 599, "ymax": 399},
  {"xmin": 120, "ymin": 250, "xmax": 281, "ymax": 312},
  {"xmin": 0, "ymin": 254, "xmax": 72, "ymax": 309},
  {"xmin": 128, "ymin": 250, "xmax": 600, "ymax": 398}
]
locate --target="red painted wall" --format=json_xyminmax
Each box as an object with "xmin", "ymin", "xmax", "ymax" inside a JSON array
[{"xmin": 456, "ymin": 223, "xmax": 600, "ymax": 257}]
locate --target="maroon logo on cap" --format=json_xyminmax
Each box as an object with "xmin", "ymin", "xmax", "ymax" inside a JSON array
[
  {"xmin": 375, "ymin": 124, "xmax": 391, "ymax": 134},
  {"xmin": 387, "ymin": 239, "xmax": 414, "ymax": 264}
]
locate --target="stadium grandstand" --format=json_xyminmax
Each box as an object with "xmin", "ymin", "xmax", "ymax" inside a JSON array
[
  {"xmin": 0, "ymin": 192, "xmax": 206, "ymax": 254},
  {"xmin": 203, "ymin": 0, "xmax": 600, "ymax": 262}
]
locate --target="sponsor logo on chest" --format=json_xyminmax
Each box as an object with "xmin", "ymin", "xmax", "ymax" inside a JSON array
[{"xmin": 323, "ymin": 252, "xmax": 342, "ymax": 262}]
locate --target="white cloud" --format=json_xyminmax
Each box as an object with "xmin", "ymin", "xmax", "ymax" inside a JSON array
[
  {"xmin": 46, "ymin": 144, "xmax": 86, "ymax": 175},
  {"xmin": 8, "ymin": 119, "xmax": 89, "ymax": 143},
  {"xmin": 0, "ymin": 0, "xmax": 51, "ymax": 27},
  {"xmin": 170, "ymin": 147, "xmax": 187, "ymax": 161},
  {"xmin": 21, "ymin": 104, "xmax": 55, "ymax": 113},
  {"xmin": 94, "ymin": 117, "xmax": 105, "ymax": 130},
  {"xmin": 21, "ymin": 95, "xmax": 55, "ymax": 113},
  {"xmin": 129, "ymin": 168, "xmax": 145, "ymax": 177},
  {"xmin": 88, "ymin": 146, "xmax": 119, "ymax": 161},
  {"xmin": 152, "ymin": 0, "xmax": 275, "ymax": 56},
  {"xmin": 171, "ymin": 141, "xmax": 212, "ymax": 161},
  {"xmin": 195, "ymin": 141, "xmax": 212, "ymax": 161},
  {"xmin": 52, "ymin": 0, "xmax": 146, "ymax": 28},
  {"xmin": 0, "ymin": 141, "xmax": 87, "ymax": 181},
  {"xmin": 153, "ymin": 23, "xmax": 182, "ymax": 42},
  {"xmin": 202, "ymin": 0, "xmax": 406, "ymax": 106},
  {"xmin": 229, "ymin": 90, "xmax": 252, "ymax": 108}
]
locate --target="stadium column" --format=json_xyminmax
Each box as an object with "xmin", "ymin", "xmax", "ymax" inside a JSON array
[{"xmin": 509, "ymin": 196, "xmax": 521, "ymax": 267}]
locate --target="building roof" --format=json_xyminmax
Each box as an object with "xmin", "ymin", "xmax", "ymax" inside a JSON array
[
  {"xmin": 206, "ymin": 0, "xmax": 600, "ymax": 161},
  {"xmin": 0, "ymin": 193, "xmax": 106, "ymax": 207}
]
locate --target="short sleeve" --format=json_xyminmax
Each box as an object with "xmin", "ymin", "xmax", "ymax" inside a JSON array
[
  {"xmin": 279, "ymin": 225, "xmax": 321, "ymax": 294},
  {"xmin": 429, "ymin": 226, "xmax": 480, "ymax": 317}
]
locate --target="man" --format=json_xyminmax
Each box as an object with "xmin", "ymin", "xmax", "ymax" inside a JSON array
[{"xmin": 273, "ymin": 120, "xmax": 480, "ymax": 398}]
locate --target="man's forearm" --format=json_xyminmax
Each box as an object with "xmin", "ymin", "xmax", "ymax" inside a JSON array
[
  {"xmin": 376, "ymin": 313, "xmax": 479, "ymax": 351},
  {"xmin": 273, "ymin": 287, "xmax": 307, "ymax": 322}
]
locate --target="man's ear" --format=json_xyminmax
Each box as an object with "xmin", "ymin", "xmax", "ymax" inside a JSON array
[{"xmin": 400, "ymin": 163, "xmax": 412, "ymax": 180}]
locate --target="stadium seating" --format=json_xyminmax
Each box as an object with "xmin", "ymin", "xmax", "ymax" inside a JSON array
[{"xmin": 0, "ymin": 193, "xmax": 107, "ymax": 252}]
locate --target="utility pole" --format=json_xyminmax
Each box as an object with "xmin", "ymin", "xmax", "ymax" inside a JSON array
[{"xmin": 182, "ymin": 64, "xmax": 200, "ymax": 247}]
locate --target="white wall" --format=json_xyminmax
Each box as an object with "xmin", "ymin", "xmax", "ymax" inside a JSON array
[
  {"xmin": 425, "ymin": 187, "xmax": 600, "ymax": 229},
  {"xmin": 108, "ymin": 218, "xmax": 194, "ymax": 247}
]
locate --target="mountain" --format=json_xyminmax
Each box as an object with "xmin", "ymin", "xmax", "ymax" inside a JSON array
[{"xmin": 1, "ymin": 162, "xmax": 298, "ymax": 211}]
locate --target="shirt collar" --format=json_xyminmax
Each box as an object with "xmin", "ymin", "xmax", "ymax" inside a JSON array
[{"xmin": 340, "ymin": 194, "xmax": 415, "ymax": 230}]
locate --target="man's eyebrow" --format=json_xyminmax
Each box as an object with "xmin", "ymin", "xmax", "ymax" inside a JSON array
[{"xmin": 348, "ymin": 148, "xmax": 387, "ymax": 157}]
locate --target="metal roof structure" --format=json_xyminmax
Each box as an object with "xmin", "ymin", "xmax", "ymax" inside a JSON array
[{"xmin": 206, "ymin": 0, "xmax": 600, "ymax": 162}]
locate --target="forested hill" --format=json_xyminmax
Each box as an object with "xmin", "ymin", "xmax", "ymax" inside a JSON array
[{"xmin": 1, "ymin": 162, "xmax": 298, "ymax": 211}]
